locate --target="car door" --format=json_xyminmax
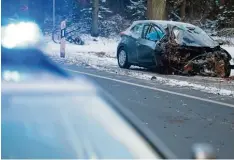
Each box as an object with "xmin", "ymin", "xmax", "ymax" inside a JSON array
[
  {"xmin": 137, "ymin": 24, "xmax": 165, "ymax": 67},
  {"xmin": 127, "ymin": 23, "xmax": 144, "ymax": 63},
  {"xmin": 136, "ymin": 24, "xmax": 157, "ymax": 66}
]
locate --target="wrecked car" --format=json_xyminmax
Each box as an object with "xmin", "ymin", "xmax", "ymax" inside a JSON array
[{"xmin": 117, "ymin": 20, "xmax": 234, "ymax": 77}]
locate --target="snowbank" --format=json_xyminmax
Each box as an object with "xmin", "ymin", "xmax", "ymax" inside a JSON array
[
  {"xmin": 109, "ymin": 70, "xmax": 234, "ymax": 97},
  {"xmin": 222, "ymin": 45, "xmax": 234, "ymax": 62},
  {"xmin": 43, "ymin": 35, "xmax": 234, "ymax": 97},
  {"xmin": 43, "ymin": 34, "xmax": 119, "ymax": 58},
  {"xmin": 221, "ymin": 45, "xmax": 234, "ymax": 76},
  {"xmin": 212, "ymin": 36, "xmax": 234, "ymax": 45}
]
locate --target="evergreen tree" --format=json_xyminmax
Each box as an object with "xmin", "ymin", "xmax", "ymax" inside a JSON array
[{"xmin": 127, "ymin": 0, "xmax": 147, "ymax": 20}]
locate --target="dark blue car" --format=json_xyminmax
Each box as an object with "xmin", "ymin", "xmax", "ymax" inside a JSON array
[{"xmin": 117, "ymin": 20, "xmax": 234, "ymax": 77}]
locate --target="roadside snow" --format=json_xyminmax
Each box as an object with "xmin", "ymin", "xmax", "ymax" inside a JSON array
[
  {"xmin": 87, "ymin": 65, "xmax": 234, "ymax": 97},
  {"xmin": 43, "ymin": 35, "xmax": 234, "ymax": 97},
  {"xmin": 212, "ymin": 37, "xmax": 234, "ymax": 45},
  {"xmin": 128, "ymin": 72, "xmax": 234, "ymax": 97},
  {"xmin": 221, "ymin": 45, "xmax": 234, "ymax": 76},
  {"xmin": 222, "ymin": 45, "xmax": 234, "ymax": 63},
  {"xmin": 43, "ymin": 35, "xmax": 119, "ymax": 58},
  {"xmin": 42, "ymin": 35, "xmax": 119, "ymax": 69}
]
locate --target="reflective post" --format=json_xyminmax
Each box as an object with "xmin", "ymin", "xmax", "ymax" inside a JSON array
[{"xmin": 60, "ymin": 20, "xmax": 66, "ymax": 58}]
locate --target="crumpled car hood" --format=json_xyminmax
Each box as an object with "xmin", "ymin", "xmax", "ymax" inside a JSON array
[{"xmin": 167, "ymin": 24, "xmax": 219, "ymax": 48}]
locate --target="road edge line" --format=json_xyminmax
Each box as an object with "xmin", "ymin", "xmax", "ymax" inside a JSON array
[{"xmin": 66, "ymin": 68, "xmax": 234, "ymax": 108}]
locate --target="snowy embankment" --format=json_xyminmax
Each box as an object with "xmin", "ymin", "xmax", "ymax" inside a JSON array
[
  {"xmin": 43, "ymin": 35, "xmax": 234, "ymax": 97},
  {"xmin": 222, "ymin": 46, "xmax": 234, "ymax": 65}
]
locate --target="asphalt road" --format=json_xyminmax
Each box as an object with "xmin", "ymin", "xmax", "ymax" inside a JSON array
[{"xmin": 64, "ymin": 64, "xmax": 234, "ymax": 159}]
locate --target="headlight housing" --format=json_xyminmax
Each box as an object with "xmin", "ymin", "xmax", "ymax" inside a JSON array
[{"xmin": 1, "ymin": 22, "xmax": 42, "ymax": 49}]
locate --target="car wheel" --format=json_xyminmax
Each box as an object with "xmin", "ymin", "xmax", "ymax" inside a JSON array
[
  {"xmin": 212, "ymin": 59, "xmax": 231, "ymax": 78},
  {"xmin": 153, "ymin": 54, "xmax": 165, "ymax": 74},
  {"xmin": 118, "ymin": 48, "xmax": 131, "ymax": 69},
  {"xmin": 224, "ymin": 61, "xmax": 231, "ymax": 78}
]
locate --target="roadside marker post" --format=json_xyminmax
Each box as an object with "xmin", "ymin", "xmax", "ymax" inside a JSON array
[{"xmin": 60, "ymin": 20, "xmax": 66, "ymax": 58}]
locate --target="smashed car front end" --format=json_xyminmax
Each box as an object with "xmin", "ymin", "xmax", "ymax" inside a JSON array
[{"xmin": 157, "ymin": 24, "xmax": 233, "ymax": 78}]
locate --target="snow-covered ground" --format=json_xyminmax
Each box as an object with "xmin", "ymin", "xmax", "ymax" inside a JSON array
[
  {"xmin": 222, "ymin": 45, "xmax": 234, "ymax": 65},
  {"xmin": 42, "ymin": 35, "xmax": 234, "ymax": 97},
  {"xmin": 212, "ymin": 36, "xmax": 234, "ymax": 45},
  {"xmin": 43, "ymin": 35, "xmax": 118, "ymax": 58}
]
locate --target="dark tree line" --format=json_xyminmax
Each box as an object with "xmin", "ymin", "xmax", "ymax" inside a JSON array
[
  {"xmin": 2, "ymin": 0, "xmax": 233, "ymax": 36},
  {"xmin": 67, "ymin": 0, "xmax": 234, "ymax": 29},
  {"xmin": 165, "ymin": 0, "xmax": 234, "ymax": 28}
]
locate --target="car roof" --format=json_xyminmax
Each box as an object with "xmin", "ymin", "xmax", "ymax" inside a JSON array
[{"xmin": 133, "ymin": 20, "xmax": 196, "ymax": 29}]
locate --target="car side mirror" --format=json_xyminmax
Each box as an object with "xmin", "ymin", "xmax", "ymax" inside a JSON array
[{"xmin": 192, "ymin": 143, "xmax": 216, "ymax": 159}]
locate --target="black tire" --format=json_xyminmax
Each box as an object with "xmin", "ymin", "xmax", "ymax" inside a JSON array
[
  {"xmin": 153, "ymin": 54, "xmax": 165, "ymax": 74},
  {"xmin": 224, "ymin": 61, "xmax": 231, "ymax": 78},
  {"xmin": 211, "ymin": 60, "xmax": 231, "ymax": 78},
  {"xmin": 117, "ymin": 48, "xmax": 131, "ymax": 69}
]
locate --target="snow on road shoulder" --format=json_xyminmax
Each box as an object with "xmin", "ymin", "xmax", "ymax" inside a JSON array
[
  {"xmin": 43, "ymin": 36, "xmax": 118, "ymax": 68},
  {"xmin": 222, "ymin": 45, "xmax": 234, "ymax": 76},
  {"xmin": 222, "ymin": 45, "xmax": 234, "ymax": 63},
  {"xmin": 42, "ymin": 35, "xmax": 119, "ymax": 58},
  {"xmin": 88, "ymin": 66, "xmax": 234, "ymax": 97},
  {"xmin": 43, "ymin": 36, "xmax": 234, "ymax": 97}
]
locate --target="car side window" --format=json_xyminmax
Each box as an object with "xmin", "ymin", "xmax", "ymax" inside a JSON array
[
  {"xmin": 142, "ymin": 25, "xmax": 151, "ymax": 39},
  {"xmin": 146, "ymin": 25, "xmax": 164, "ymax": 42},
  {"xmin": 130, "ymin": 24, "xmax": 144, "ymax": 38}
]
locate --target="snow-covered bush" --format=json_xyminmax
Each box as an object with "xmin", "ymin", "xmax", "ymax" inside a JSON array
[
  {"xmin": 99, "ymin": 14, "xmax": 131, "ymax": 37},
  {"xmin": 126, "ymin": 0, "xmax": 147, "ymax": 20},
  {"xmin": 216, "ymin": 3, "xmax": 234, "ymax": 28}
]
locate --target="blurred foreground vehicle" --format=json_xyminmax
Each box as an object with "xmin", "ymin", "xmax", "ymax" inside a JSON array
[
  {"xmin": 1, "ymin": 20, "xmax": 216, "ymax": 159},
  {"xmin": 117, "ymin": 20, "xmax": 234, "ymax": 78},
  {"xmin": 1, "ymin": 20, "xmax": 174, "ymax": 159}
]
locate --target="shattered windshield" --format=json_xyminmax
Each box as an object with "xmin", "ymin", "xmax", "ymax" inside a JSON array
[{"xmin": 173, "ymin": 26, "xmax": 218, "ymax": 47}]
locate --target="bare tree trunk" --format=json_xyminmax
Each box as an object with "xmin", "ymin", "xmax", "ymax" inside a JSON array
[
  {"xmin": 119, "ymin": 0, "xmax": 124, "ymax": 13},
  {"xmin": 164, "ymin": 1, "xmax": 169, "ymax": 20},
  {"xmin": 180, "ymin": 0, "xmax": 186, "ymax": 21},
  {"xmin": 116, "ymin": 0, "xmax": 124, "ymax": 12},
  {"xmin": 91, "ymin": 0, "xmax": 99, "ymax": 37},
  {"xmin": 147, "ymin": 0, "xmax": 166, "ymax": 20},
  {"xmin": 188, "ymin": 1, "xmax": 193, "ymax": 19},
  {"xmin": 147, "ymin": 0, "xmax": 152, "ymax": 19}
]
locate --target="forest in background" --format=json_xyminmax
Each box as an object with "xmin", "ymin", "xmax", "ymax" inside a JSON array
[
  {"xmin": 2, "ymin": 0, "xmax": 234, "ymax": 37},
  {"xmin": 47, "ymin": 0, "xmax": 234, "ymax": 37}
]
